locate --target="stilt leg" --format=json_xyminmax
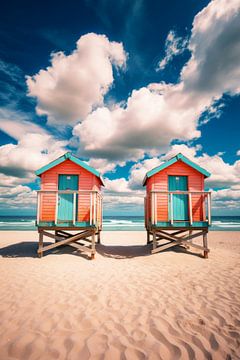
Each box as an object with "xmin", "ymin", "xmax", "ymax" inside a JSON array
[
  {"xmin": 38, "ymin": 230, "xmax": 43, "ymax": 258},
  {"xmin": 97, "ymin": 231, "xmax": 101, "ymax": 244},
  {"xmin": 185, "ymin": 230, "xmax": 192, "ymax": 250},
  {"xmin": 153, "ymin": 231, "xmax": 157, "ymax": 251},
  {"xmin": 203, "ymin": 232, "xmax": 208, "ymax": 258},
  {"xmin": 147, "ymin": 230, "xmax": 150, "ymax": 244},
  {"xmin": 90, "ymin": 231, "xmax": 96, "ymax": 260}
]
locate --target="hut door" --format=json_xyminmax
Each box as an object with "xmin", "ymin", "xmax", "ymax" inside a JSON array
[
  {"xmin": 58, "ymin": 175, "xmax": 78, "ymax": 222},
  {"xmin": 168, "ymin": 176, "xmax": 189, "ymax": 221}
]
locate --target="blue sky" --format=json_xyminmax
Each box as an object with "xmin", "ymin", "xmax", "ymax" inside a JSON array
[{"xmin": 0, "ymin": 0, "xmax": 240, "ymax": 215}]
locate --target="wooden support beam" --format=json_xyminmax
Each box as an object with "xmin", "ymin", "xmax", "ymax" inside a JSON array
[
  {"xmin": 189, "ymin": 193, "xmax": 193, "ymax": 225},
  {"xmin": 97, "ymin": 232, "xmax": 101, "ymax": 244},
  {"xmin": 68, "ymin": 242, "xmax": 92, "ymax": 253},
  {"xmin": 90, "ymin": 193, "xmax": 92, "ymax": 225},
  {"xmin": 38, "ymin": 230, "xmax": 43, "ymax": 258},
  {"xmin": 152, "ymin": 231, "xmax": 157, "ymax": 251},
  {"xmin": 38, "ymin": 229, "xmax": 94, "ymax": 254},
  {"xmin": 73, "ymin": 193, "xmax": 76, "ymax": 225},
  {"xmin": 203, "ymin": 232, "xmax": 209, "ymax": 258},
  {"xmin": 152, "ymin": 239, "xmax": 183, "ymax": 254},
  {"xmin": 156, "ymin": 229, "xmax": 187, "ymax": 238},
  {"xmin": 91, "ymin": 232, "xmax": 96, "ymax": 260},
  {"xmin": 37, "ymin": 192, "xmax": 40, "ymax": 225},
  {"xmin": 150, "ymin": 227, "xmax": 209, "ymax": 257},
  {"xmin": 147, "ymin": 231, "xmax": 151, "ymax": 244},
  {"xmin": 55, "ymin": 192, "xmax": 58, "ymax": 225},
  {"xmin": 170, "ymin": 193, "xmax": 173, "ymax": 225},
  {"xmin": 151, "ymin": 192, "xmax": 154, "ymax": 225},
  {"xmin": 208, "ymin": 193, "xmax": 211, "ymax": 225}
]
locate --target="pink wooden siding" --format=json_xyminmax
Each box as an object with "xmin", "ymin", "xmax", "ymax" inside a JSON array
[
  {"xmin": 40, "ymin": 159, "xmax": 101, "ymax": 222},
  {"xmin": 146, "ymin": 160, "xmax": 205, "ymax": 222}
]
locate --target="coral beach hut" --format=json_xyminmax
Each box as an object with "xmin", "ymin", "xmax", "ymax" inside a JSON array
[
  {"xmin": 143, "ymin": 153, "xmax": 211, "ymax": 258},
  {"xmin": 35, "ymin": 152, "xmax": 104, "ymax": 259}
]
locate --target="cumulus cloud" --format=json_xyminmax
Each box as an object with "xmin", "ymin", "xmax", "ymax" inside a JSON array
[
  {"xmin": 0, "ymin": 185, "xmax": 36, "ymax": 208},
  {"xmin": 160, "ymin": 144, "xmax": 240, "ymax": 188},
  {"xmin": 73, "ymin": 0, "xmax": 240, "ymax": 166},
  {"xmin": 88, "ymin": 158, "xmax": 120, "ymax": 174},
  {"xmin": 73, "ymin": 85, "xmax": 201, "ymax": 162},
  {"xmin": 157, "ymin": 30, "xmax": 188, "ymax": 71},
  {"xmin": 211, "ymin": 188, "xmax": 240, "ymax": 210},
  {"xmin": 101, "ymin": 143, "xmax": 240, "ymax": 211},
  {"xmin": 103, "ymin": 177, "xmax": 144, "ymax": 210},
  {"xmin": 0, "ymin": 119, "xmax": 67, "ymax": 179},
  {"xmin": 26, "ymin": 33, "xmax": 127, "ymax": 125}
]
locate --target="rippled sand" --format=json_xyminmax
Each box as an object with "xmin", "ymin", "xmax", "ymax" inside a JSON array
[{"xmin": 0, "ymin": 231, "xmax": 239, "ymax": 359}]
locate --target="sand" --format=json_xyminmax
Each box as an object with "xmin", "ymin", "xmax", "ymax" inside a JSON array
[{"xmin": 0, "ymin": 230, "xmax": 239, "ymax": 360}]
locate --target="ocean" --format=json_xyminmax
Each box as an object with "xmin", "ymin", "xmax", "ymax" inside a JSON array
[{"xmin": 0, "ymin": 215, "xmax": 240, "ymax": 231}]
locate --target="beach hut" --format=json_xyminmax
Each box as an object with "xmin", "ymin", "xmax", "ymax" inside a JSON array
[
  {"xmin": 35, "ymin": 152, "xmax": 104, "ymax": 259},
  {"xmin": 143, "ymin": 153, "xmax": 211, "ymax": 258}
]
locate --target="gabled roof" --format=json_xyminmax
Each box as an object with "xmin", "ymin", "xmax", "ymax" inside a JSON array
[
  {"xmin": 35, "ymin": 152, "xmax": 104, "ymax": 186},
  {"xmin": 143, "ymin": 153, "xmax": 210, "ymax": 186}
]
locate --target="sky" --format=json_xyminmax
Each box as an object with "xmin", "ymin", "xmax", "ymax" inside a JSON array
[{"xmin": 0, "ymin": 0, "xmax": 240, "ymax": 216}]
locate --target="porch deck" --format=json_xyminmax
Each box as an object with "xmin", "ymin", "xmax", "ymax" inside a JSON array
[
  {"xmin": 36, "ymin": 190, "xmax": 102, "ymax": 258},
  {"xmin": 145, "ymin": 191, "xmax": 211, "ymax": 257}
]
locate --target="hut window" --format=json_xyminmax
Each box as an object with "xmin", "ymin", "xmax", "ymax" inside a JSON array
[
  {"xmin": 176, "ymin": 177, "xmax": 179, "ymax": 181},
  {"xmin": 67, "ymin": 176, "xmax": 71, "ymax": 180}
]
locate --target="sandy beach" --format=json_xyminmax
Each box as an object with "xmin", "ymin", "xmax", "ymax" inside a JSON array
[{"xmin": 0, "ymin": 230, "xmax": 239, "ymax": 359}]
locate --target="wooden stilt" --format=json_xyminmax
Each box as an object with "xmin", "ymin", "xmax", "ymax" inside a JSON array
[
  {"xmin": 150, "ymin": 227, "xmax": 209, "ymax": 257},
  {"xmin": 97, "ymin": 231, "xmax": 101, "ymax": 244},
  {"xmin": 153, "ymin": 231, "xmax": 157, "ymax": 251},
  {"xmin": 38, "ymin": 230, "xmax": 43, "ymax": 258},
  {"xmin": 147, "ymin": 230, "xmax": 150, "ymax": 244},
  {"xmin": 203, "ymin": 232, "xmax": 208, "ymax": 258},
  {"xmin": 37, "ymin": 228, "xmax": 96, "ymax": 258},
  {"xmin": 185, "ymin": 230, "xmax": 193, "ymax": 250},
  {"xmin": 91, "ymin": 231, "xmax": 96, "ymax": 260}
]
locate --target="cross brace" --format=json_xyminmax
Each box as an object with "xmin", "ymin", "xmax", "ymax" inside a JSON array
[
  {"xmin": 37, "ymin": 228, "xmax": 97, "ymax": 259},
  {"xmin": 150, "ymin": 228, "xmax": 209, "ymax": 258}
]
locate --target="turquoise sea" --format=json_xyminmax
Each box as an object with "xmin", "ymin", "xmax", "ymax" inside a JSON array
[{"xmin": 0, "ymin": 215, "xmax": 240, "ymax": 231}]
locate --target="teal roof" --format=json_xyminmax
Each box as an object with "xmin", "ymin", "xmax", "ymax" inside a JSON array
[
  {"xmin": 35, "ymin": 152, "xmax": 104, "ymax": 185},
  {"xmin": 143, "ymin": 153, "xmax": 210, "ymax": 186}
]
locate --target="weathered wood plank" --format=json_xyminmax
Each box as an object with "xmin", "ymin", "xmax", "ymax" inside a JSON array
[
  {"xmin": 68, "ymin": 242, "xmax": 92, "ymax": 253},
  {"xmin": 203, "ymin": 232, "xmax": 209, "ymax": 258},
  {"xmin": 38, "ymin": 229, "xmax": 94, "ymax": 253},
  {"xmin": 38, "ymin": 231, "xmax": 43, "ymax": 258},
  {"xmin": 152, "ymin": 239, "xmax": 182, "ymax": 254}
]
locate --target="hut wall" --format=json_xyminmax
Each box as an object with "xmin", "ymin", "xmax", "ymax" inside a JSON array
[
  {"xmin": 146, "ymin": 161, "xmax": 205, "ymax": 222},
  {"xmin": 40, "ymin": 159, "xmax": 101, "ymax": 222}
]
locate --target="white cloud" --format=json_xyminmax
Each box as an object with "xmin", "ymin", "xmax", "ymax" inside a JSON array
[
  {"xmin": 104, "ymin": 177, "xmax": 132, "ymax": 193},
  {"xmin": 88, "ymin": 158, "xmax": 120, "ymax": 174},
  {"xmin": 0, "ymin": 119, "xmax": 67, "ymax": 179},
  {"xmin": 0, "ymin": 185, "xmax": 37, "ymax": 208},
  {"xmin": 73, "ymin": 0, "xmax": 240, "ymax": 165},
  {"xmin": 157, "ymin": 30, "xmax": 188, "ymax": 71},
  {"xmin": 73, "ymin": 85, "xmax": 201, "ymax": 162},
  {"xmin": 26, "ymin": 33, "xmax": 127, "ymax": 125},
  {"xmin": 128, "ymin": 157, "xmax": 163, "ymax": 189},
  {"xmin": 103, "ymin": 177, "xmax": 145, "ymax": 210},
  {"xmin": 211, "ymin": 188, "xmax": 240, "ymax": 210},
  {"xmin": 160, "ymin": 144, "xmax": 240, "ymax": 188},
  {"xmin": 0, "ymin": 116, "xmax": 46, "ymax": 141}
]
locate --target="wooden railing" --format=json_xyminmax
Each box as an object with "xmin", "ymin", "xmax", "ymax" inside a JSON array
[
  {"xmin": 145, "ymin": 191, "xmax": 211, "ymax": 227},
  {"xmin": 36, "ymin": 190, "xmax": 102, "ymax": 227}
]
